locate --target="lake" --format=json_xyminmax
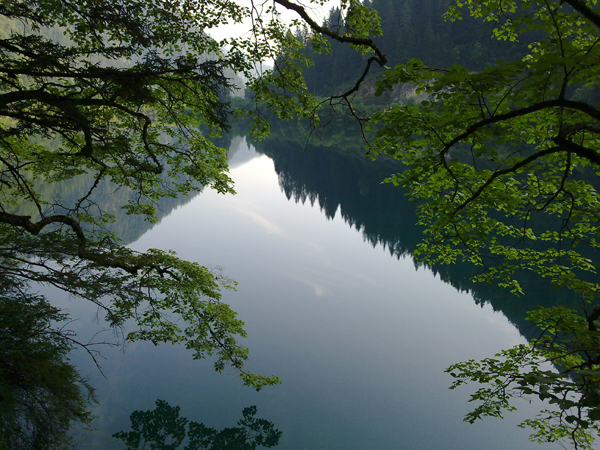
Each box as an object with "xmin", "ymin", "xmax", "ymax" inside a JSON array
[{"xmin": 66, "ymin": 135, "xmax": 561, "ymax": 450}]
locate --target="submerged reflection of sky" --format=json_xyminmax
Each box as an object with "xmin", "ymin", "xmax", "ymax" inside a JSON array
[{"xmin": 70, "ymin": 138, "xmax": 556, "ymax": 450}]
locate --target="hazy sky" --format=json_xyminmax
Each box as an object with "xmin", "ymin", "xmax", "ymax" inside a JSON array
[{"xmin": 208, "ymin": 0, "xmax": 333, "ymax": 42}]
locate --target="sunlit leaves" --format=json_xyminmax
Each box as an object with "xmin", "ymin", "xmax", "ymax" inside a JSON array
[{"xmin": 0, "ymin": 0, "xmax": 333, "ymax": 391}]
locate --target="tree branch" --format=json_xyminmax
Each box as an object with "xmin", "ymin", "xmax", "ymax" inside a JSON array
[
  {"xmin": 0, "ymin": 212, "xmax": 139, "ymax": 274},
  {"xmin": 452, "ymin": 146, "xmax": 564, "ymax": 217},
  {"xmin": 553, "ymin": 135, "xmax": 600, "ymax": 165},
  {"xmin": 441, "ymin": 98, "xmax": 600, "ymax": 157},
  {"xmin": 562, "ymin": 0, "xmax": 600, "ymax": 31},
  {"xmin": 273, "ymin": 0, "xmax": 387, "ymax": 66}
]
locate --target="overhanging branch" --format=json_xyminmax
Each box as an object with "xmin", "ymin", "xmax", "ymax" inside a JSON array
[
  {"xmin": 273, "ymin": 0, "xmax": 387, "ymax": 66},
  {"xmin": 0, "ymin": 212, "xmax": 139, "ymax": 274},
  {"xmin": 452, "ymin": 146, "xmax": 565, "ymax": 217},
  {"xmin": 442, "ymin": 98, "xmax": 600, "ymax": 157},
  {"xmin": 562, "ymin": 0, "xmax": 600, "ymax": 31}
]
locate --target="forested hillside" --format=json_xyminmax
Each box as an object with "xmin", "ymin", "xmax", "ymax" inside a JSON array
[{"xmin": 299, "ymin": 0, "xmax": 531, "ymax": 96}]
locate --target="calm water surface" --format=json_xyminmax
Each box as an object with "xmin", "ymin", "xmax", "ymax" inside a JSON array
[{"xmin": 68, "ymin": 137, "xmax": 559, "ymax": 449}]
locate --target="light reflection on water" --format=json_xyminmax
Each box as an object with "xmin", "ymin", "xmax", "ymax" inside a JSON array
[{"xmin": 70, "ymin": 138, "xmax": 557, "ymax": 450}]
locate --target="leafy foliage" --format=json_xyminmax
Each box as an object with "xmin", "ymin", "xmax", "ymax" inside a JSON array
[
  {"xmin": 372, "ymin": 0, "xmax": 600, "ymax": 298},
  {"xmin": 299, "ymin": 0, "xmax": 532, "ymax": 98},
  {"xmin": 368, "ymin": 0, "xmax": 600, "ymax": 447},
  {"xmin": 447, "ymin": 305, "xmax": 600, "ymax": 449},
  {"xmin": 0, "ymin": 0, "xmax": 386, "ymax": 421},
  {"xmin": 0, "ymin": 0, "xmax": 283, "ymax": 392}
]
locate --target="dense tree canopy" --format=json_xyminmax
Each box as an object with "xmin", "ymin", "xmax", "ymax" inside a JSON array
[
  {"xmin": 298, "ymin": 0, "xmax": 534, "ymax": 97},
  {"xmin": 0, "ymin": 0, "xmax": 385, "ymax": 445},
  {"xmin": 1, "ymin": 0, "xmax": 263, "ymax": 393},
  {"xmin": 369, "ymin": 0, "xmax": 600, "ymax": 448}
]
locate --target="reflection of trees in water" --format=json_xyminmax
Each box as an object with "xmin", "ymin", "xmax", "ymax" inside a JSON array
[
  {"xmin": 0, "ymin": 281, "xmax": 95, "ymax": 449},
  {"xmin": 114, "ymin": 400, "xmax": 281, "ymax": 450},
  {"xmin": 12, "ymin": 131, "xmax": 244, "ymax": 247},
  {"xmin": 253, "ymin": 130, "xmax": 581, "ymax": 337}
]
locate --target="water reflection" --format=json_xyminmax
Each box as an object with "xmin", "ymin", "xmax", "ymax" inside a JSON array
[
  {"xmin": 114, "ymin": 400, "xmax": 281, "ymax": 450},
  {"xmin": 115, "ymin": 139, "xmax": 545, "ymax": 450},
  {"xmin": 33, "ymin": 124, "xmax": 575, "ymax": 337},
  {"xmin": 64, "ymin": 131, "xmax": 556, "ymax": 450},
  {"xmin": 251, "ymin": 127, "xmax": 580, "ymax": 338}
]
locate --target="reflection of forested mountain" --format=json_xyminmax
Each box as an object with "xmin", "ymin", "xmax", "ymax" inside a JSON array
[
  {"xmin": 15, "ymin": 133, "xmax": 263, "ymax": 247},
  {"xmin": 253, "ymin": 121, "xmax": 580, "ymax": 338},
  {"xmin": 25, "ymin": 120, "xmax": 581, "ymax": 335},
  {"xmin": 11, "ymin": 171, "xmax": 199, "ymax": 245},
  {"xmin": 13, "ymin": 133, "xmax": 243, "ymax": 245}
]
